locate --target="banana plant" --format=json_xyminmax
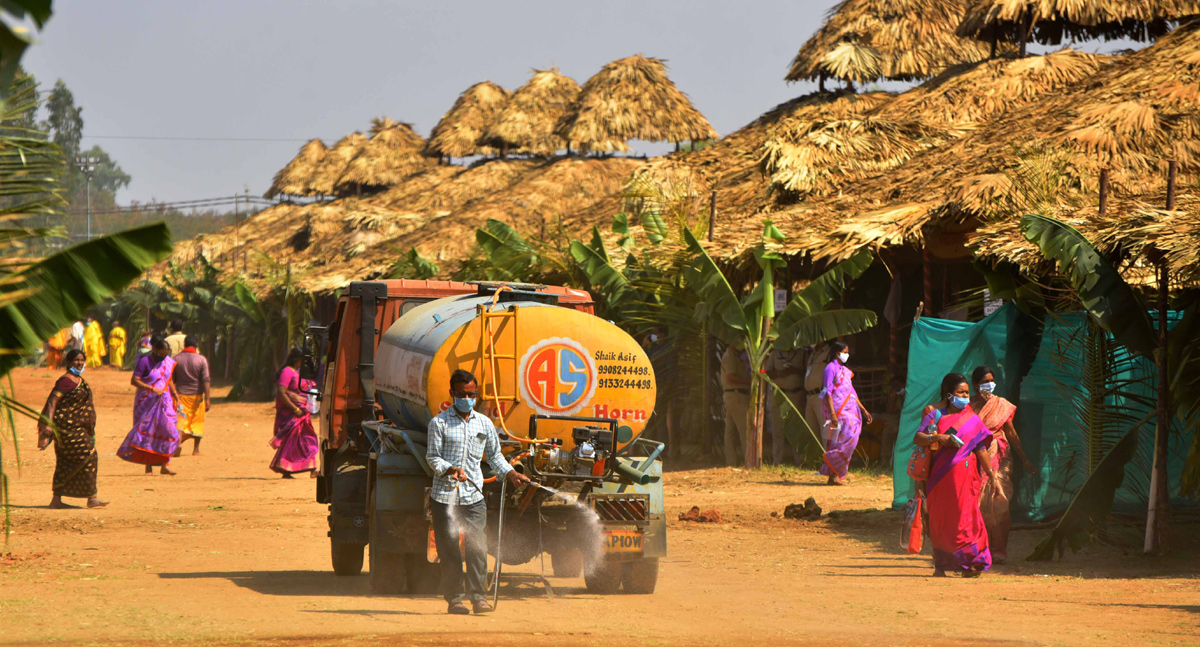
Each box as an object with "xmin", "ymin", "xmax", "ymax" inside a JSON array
[
  {"xmin": 1020, "ymin": 213, "xmax": 1200, "ymax": 557},
  {"xmin": 683, "ymin": 221, "xmax": 877, "ymax": 469}
]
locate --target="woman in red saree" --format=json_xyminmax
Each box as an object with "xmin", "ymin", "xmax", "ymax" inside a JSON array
[
  {"xmin": 970, "ymin": 366, "xmax": 1036, "ymax": 563},
  {"xmin": 270, "ymin": 348, "xmax": 318, "ymax": 478},
  {"xmin": 914, "ymin": 372, "xmax": 998, "ymax": 577}
]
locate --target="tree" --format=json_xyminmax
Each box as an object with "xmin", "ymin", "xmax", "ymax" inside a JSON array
[
  {"xmin": 684, "ymin": 222, "xmax": 878, "ymax": 468},
  {"xmin": 44, "ymin": 79, "xmax": 82, "ymax": 167},
  {"xmin": 77, "ymin": 144, "xmax": 131, "ymax": 194}
]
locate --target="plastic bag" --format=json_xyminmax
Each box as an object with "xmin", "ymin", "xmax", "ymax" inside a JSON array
[{"xmin": 901, "ymin": 495, "xmax": 923, "ymax": 554}]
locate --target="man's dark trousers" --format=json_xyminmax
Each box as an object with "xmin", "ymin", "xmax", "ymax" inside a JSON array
[{"xmin": 431, "ymin": 499, "xmax": 488, "ymax": 604}]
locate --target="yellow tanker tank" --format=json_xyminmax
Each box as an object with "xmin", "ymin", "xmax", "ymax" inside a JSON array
[{"xmin": 375, "ymin": 292, "xmax": 656, "ymax": 450}]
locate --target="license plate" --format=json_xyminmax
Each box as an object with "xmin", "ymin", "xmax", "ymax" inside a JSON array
[{"xmin": 602, "ymin": 530, "xmax": 644, "ymax": 554}]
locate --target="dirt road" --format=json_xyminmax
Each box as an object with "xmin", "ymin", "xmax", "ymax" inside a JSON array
[{"xmin": 2, "ymin": 367, "xmax": 1197, "ymax": 647}]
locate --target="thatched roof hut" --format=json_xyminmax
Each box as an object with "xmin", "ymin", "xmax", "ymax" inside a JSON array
[
  {"xmin": 958, "ymin": 0, "xmax": 1200, "ymax": 54},
  {"xmin": 310, "ymin": 132, "xmax": 369, "ymax": 196},
  {"xmin": 481, "ymin": 68, "xmax": 581, "ymax": 156},
  {"xmin": 786, "ymin": 0, "xmax": 995, "ymax": 85},
  {"xmin": 425, "ymin": 81, "xmax": 511, "ymax": 159},
  {"xmin": 334, "ymin": 117, "xmax": 432, "ymax": 193},
  {"xmin": 757, "ymin": 19, "xmax": 1200, "ymax": 265},
  {"xmin": 555, "ymin": 54, "xmax": 717, "ymax": 153},
  {"xmin": 264, "ymin": 138, "xmax": 329, "ymax": 198}
]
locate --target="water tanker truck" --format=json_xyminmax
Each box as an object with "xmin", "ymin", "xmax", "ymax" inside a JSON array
[{"xmin": 306, "ymin": 280, "xmax": 665, "ymax": 595}]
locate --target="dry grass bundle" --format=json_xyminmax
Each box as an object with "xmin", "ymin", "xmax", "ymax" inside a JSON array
[
  {"xmin": 787, "ymin": 0, "xmax": 994, "ymax": 84},
  {"xmin": 556, "ymin": 54, "xmax": 717, "ymax": 153},
  {"xmin": 309, "ymin": 132, "xmax": 368, "ymax": 196},
  {"xmin": 334, "ymin": 117, "xmax": 432, "ymax": 192},
  {"xmin": 762, "ymin": 117, "xmax": 955, "ymax": 196},
  {"xmin": 483, "ymin": 68, "xmax": 581, "ymax": 156},
  {"xmin": 958, "ymin": 0, "xmax": 1200, "ymax": 45},
  {"xmin": 879, "ymin": 48, "xmax": 1102, "ymax": 126},
  {"xmin": 425, "ymin": 81, "xmax": 511, "ymax": 159},
  {"xmin": 264, "ymin": 139, "xmax": 328, "ymax": 198}
]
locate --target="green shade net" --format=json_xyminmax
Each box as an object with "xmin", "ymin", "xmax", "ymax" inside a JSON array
[{"xmin": 893, "ymin": 305, "xmax": 1194, "ymax": 521}]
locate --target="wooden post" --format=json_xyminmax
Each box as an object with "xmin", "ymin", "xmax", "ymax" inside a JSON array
[
  {"xmin": 922, "ymin": 238, "xmax": 934, "ymax": 317},
  {"xmin": 1145, "ymin": 160, "xmax": 1178, "ymax": 555},
  {"xmin": 707, "ymin": 191, "xmax": 717, "ymax": 242},
  {"xmin": 224, "ymin": 325, "xmax": 234, "ymax": 381},
  {"xmin": 1099, "ymin": 169, "xmax": 1110, "ymax": 216}
]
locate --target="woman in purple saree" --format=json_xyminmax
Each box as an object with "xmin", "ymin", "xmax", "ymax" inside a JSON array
[
  {"xmin": 820, "ymin": 342, "xmax": 873, "ymax": 485},
  {"xmin": 914, "ymin": 372, "xmax": 997, "ymax": 577},
  {"xmin": 118, "ymin": 337, "xmax": 180, "ymax": 475},
  {"xmin": 270, "ymin": 348, "xmax": 318, "ymax": 478}
]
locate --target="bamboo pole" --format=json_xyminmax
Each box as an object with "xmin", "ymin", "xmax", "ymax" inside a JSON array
[
  {"xmin": 1145, "ymin": 160, "xmax": 1177, "ymax": 555},
  {"xmin": 1099, "ymin": 169, "xmax": 1110, "ymax": 216},
  {"xmin": 708, "ymin": 191, "xmax": 716, "ymax": 242}
]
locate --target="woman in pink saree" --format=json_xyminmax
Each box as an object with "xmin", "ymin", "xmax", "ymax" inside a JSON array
[
  {"xmin": 970, "ymin": 366, "xmax": 1036, "ymax": 563},
  {"xmin": 271, "ymin": 348, "xmax": 318, "ymax": 478},
  {"xmin": 820, "ymin": 342, "xmax": 873, "ymax": 485},
  {"xmin": 914, "ymin": 372, "xmax": 997, "ymax": 577},
  {"xmin": 118, "ymin": 338, "xmax": 180, "ymax": 475}
]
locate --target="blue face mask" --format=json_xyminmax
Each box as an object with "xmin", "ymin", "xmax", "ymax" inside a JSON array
[
  {"xmin": 979, "ymin": 381, "xmax": 996, "ymax": 394},
  {"xmin": 68, "ymin": 366, "xmax": 84, "ymax": 377},
  {"xmin": 453, "ymin": 397, "xmax": 476, "ymax": 413},
  {"xmin": 950, "ymin": 395, "xmax": 970, "ymax": 409}
]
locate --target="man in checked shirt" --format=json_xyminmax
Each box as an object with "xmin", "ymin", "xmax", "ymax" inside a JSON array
[{"xmin": 427, "ymin": 369, "xmax": 530, "ymax": 614}]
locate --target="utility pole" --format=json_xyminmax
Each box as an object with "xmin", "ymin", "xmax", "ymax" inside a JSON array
[
  {"xmin": 233, "ymin": 190, "xmax": 239, "ymax": 270},
  {"xmin": 76, "ymin": 155, "xmax": 100, "ymax": 240}
]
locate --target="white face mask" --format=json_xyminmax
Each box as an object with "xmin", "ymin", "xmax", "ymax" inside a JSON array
[
  {"xmin": 979, "ymin": 381, "xmax": 996, "ymax": 394},
  {"xmin": 838, "ymin": 352, "xmax": 850, "ymax": 364}
]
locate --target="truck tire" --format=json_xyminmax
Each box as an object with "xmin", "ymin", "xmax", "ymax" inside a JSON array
[
  {"xmin": 331, "ymin": 541, "xmax": 365, "ymax": 576},
  {"xmin": 551, "ymin": 549, "xmax": 583, "ymax": 578},
  {"xmin": 584, "ymin": 560, "xmax": 621, "ymax": 594},
  {"xmin": 621, "ymin": 558, "xmax": 659, "ymax": 594},
  {"xmin": 404, "ymin": 553, "xmax": 441, "ymax": 595},
  {"xmin": 369, "ymin": 548, "xmax": 407, "ymax": 595}
]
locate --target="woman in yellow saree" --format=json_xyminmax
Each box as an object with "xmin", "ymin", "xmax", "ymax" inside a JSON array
[{"xmin": 83, "ymin": 317, "xmax": 106, "ymax": 368}]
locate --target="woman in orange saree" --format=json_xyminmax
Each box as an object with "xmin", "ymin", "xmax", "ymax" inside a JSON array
[{"xmin": 969, "ymin": 366, "xmax": 1036, "ymax": 564}]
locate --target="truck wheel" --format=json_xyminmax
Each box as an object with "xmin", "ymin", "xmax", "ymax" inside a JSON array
[
  {"xmin": 369, "ymin": 549, "xmax": 407, "ymax": 595},
  {"xmin": 404, "ymin": 553, "xmax": 441, "ymax": 595},
  {"xmin": 331, "ymin": 541, "xmax": 365, "ymax": 576},
  {"xmin": 621, "ymin": 558, "xmax": 659, "ymax": 594},
  {"xmin": 584, "ymin": 561, "xmax": 621, "ymax": 594},
  {"xmin": 551, "ymin": 549, "xmax": 583, "ymax": 578}
]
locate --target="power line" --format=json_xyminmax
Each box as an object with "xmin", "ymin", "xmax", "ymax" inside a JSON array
[
  {"xmin": 64, "ymin": 194, "xmax": 280, "ymax": 216},
  {"xmin": 82, "ymin": 135, "xmax": 312, "ymax": 143}
]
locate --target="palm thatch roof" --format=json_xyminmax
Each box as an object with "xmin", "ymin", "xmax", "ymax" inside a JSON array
[
  {"xmin": 482, "ymin": 68, "xmax": 581, "ymax": 156},
  {"xmin": 712, "ymin": 18, "xmax": 1200, "ymax": 265},
  {"xmin": 264, "ymin": 139, "xmax": 329, "ymax": 198},
  {"xmin": 555, "ymin": 55, "xmax": 717, "ymax": 153},
  {"xmin": 786, "ymin": 0, "xmax": 996, "ymax": 84},
  {"xmin": 425, "ymin": 81, "xmax": 511, "ymax": 159},
  {"xmin": 309, "ymin": 132, "xmax": 369, "ymax": 196},
  {"xmin": 958, "ymin": 0, "xmax": 1200, "ymax": 46},
  {"xmin": 334, "ymin": 117, "xmax": 432, "ymax": 193}
]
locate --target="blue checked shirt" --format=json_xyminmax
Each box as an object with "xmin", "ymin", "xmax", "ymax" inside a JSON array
[{"xmin": 426, "ymin": 408, "xmax": 513, "ymax": 505}]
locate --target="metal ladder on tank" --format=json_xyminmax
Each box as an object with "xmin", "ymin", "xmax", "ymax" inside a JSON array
[{"xmin": 476, "ymin": 302, "xmax": 519, "ymax": 418}]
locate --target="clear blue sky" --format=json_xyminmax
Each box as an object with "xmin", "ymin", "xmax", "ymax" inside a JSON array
[{"xmin": 20, "ymin": 0, "xmax": 841, "ymax": 204}]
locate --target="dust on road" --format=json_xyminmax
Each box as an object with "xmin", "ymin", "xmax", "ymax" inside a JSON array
[{"xmin": 2, "ymin": 367, "xmax": 1198, "ymax": 647}]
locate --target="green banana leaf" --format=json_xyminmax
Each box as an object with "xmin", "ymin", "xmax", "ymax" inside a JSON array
[
  {"xmin": 682, "ymin": 227, "xmax": 752, "ymax": 346},
  {"xmin": 788, "ymin": 309, "xmax": 879, "ymax": 348},
  {"xmin": 0, "ymin": 223, "xmax": 172, "ymax": 376},
  {"xmin": 1028, "ymin": 413, "xmax": 1148, "ymax": 561},
  {"xmin": 569, "ymin": 238, "xmax": 634, "ymax": 309},
  {"xmin": 1020, "ymin": 214, "xmax": 1156, "ymax": 358},
  {"xmin": 773, "ymin": 249, "xmax": 874, "ymax": 349}
]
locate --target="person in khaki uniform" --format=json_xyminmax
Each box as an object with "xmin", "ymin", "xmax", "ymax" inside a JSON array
[
  {"xmin": 766, "ymin": 348, "xmax": 806, "ymax": 465},
  {"xmin": 804, "ymin": 343, "xmax": 832, "ymax": 446},
  {"xmin": 721, "ymin": 344, "xmax": 752, "ymax": 466}
]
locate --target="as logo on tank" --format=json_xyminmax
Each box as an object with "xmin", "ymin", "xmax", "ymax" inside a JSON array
[{"xmin": 518, "ymin": 337, "xmax": 597, "ymax": 416}]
